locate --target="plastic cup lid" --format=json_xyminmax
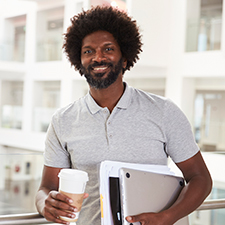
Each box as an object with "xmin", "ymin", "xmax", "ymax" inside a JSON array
[{"xmin": 58, "ymin": 169, "xmax": 89, "ymax": 182}]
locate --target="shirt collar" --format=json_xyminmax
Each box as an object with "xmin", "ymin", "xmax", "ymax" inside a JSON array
[
  {"xmin": 85, "ymin": 82, "xmax": 133, "ymax": 114},
  {"xmin": 85, "ymin": 93, "xmax": 102, "ymax": 115},
  {"xmin": 116, "ymin": 82, "xmax": 132, "ymax": 109}
]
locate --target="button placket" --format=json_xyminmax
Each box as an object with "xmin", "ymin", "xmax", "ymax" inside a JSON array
[
  {"xmin": 107, "ymin": 121, "xmax": 112, "ymax": 139},
  {"xmin": 106, "ymin": 117, "xmax": 113, "ymax": 142},
  {"xmin": 101, "ymin": 108, "xmax": 111, "ymax": 143}
]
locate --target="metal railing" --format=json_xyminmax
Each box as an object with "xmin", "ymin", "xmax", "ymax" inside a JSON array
[
  {"xmin": 197, "ymin": 198, "xmax": 225, "ymax": 211},
  {"xmin": 0, "ymin": 213, "xmax": 50, "ymax": 225},
  {"xmin": 0, "ymin": 199, "xmax": 224, "ymax": 225}
]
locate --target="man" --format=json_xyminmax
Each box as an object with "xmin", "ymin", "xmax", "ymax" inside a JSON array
[{"xmin": 35, "ymin": 6, "xmax": 212, "ymax": 225}]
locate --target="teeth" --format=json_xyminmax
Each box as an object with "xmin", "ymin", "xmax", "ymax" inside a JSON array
[{"xmin": 93, "ymin": 67, "xmax": 107, "ymax": 71}]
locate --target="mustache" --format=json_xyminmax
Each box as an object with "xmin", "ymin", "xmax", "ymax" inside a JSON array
[{"xmin": 87, "ymin": 61, "xmax": 113, "ymax": 71}]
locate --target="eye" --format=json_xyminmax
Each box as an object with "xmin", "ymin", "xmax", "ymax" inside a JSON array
[
  {"xmin": 83, "ymin": 49, "xmax": 92, "ymax": 54},
  {"xmin": 105, "ymin": 47, "xmax": 113, "ymax": 52}
]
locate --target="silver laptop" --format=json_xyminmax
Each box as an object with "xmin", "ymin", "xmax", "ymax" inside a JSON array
[{"xmin": 119, "ymin": 168, "xmax": 189, "ymax": 225}]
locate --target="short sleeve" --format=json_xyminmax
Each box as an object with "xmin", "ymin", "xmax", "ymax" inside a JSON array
[
  {"xmin": 163, "ymin": 99, "xmax": 199, "ymax": 163},
  {"xmin": 44, "ymin": 112, "xmax": 71, "ymax": 168}
]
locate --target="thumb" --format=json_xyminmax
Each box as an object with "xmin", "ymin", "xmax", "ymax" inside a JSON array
[
  {"xmin": 83, "ymin": 193, "xmax": 89, "ymax": 199},
  {"xmin": 126, "ymin": 215, "xmax": 140, "ymax": 223}
]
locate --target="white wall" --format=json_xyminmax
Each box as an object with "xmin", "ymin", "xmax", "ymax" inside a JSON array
[{"xmin": 130, "ymin": 0, "xmax": 171, "ymax": 67}]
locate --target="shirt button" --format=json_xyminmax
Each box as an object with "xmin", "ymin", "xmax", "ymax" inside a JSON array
[
  {"xmin": 109, "ymin": 134, "xmax": 112, "ymax": 138},
  {"xmin": 108, "ymin": 121, "xmax": 111, "ymax": 125}
]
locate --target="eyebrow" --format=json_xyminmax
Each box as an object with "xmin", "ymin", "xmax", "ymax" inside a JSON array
[
  {"xmin": 82, "ymin": 45, "xmax": 92, "ymax": 50},
  {"xmin": 82, "ymin": 42, "xmax": 115, "ymax": 49}
]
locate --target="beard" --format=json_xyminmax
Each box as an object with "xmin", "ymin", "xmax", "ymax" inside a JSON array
[{"xmin": 80, "ymin": 58, "xmax": 124, "ymax": 90}]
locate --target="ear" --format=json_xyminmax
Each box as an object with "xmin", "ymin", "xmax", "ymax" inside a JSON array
[{"xmin": 122, "ymin": 58, "xmax": 127, "ymax": 69}]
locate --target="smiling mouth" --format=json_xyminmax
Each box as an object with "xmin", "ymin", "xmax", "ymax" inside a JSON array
[{"xmin": 92, "ymin": 66, "xmax": 109, "ymax": 73}]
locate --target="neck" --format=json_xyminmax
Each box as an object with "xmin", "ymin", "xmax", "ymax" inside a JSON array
[{"xmin": 89, "ymin": 78, "xmax": 125, "ymax": 113}]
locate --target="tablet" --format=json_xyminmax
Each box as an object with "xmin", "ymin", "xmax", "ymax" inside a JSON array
[{"xmin": 119, "ymin": 167, "xmax": 189, "ymax": 225}]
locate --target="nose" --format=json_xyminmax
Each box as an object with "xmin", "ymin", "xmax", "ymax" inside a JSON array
[{"xmin": 92, "ymin": 49, "xmax": 106, "ymax": 62}]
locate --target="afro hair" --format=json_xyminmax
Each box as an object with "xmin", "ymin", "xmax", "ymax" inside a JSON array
[{"xmin": 63, "ymin": 6, "xmax": 142, "ymax": 75}]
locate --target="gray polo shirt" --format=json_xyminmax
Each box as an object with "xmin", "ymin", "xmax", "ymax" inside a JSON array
[{"xmin": 44, "ymin": 82, "xmax": 199, "ymax": 225}]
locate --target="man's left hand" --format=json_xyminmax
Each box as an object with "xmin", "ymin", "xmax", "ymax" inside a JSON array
[{"xmin": 126, "ymin": 212, "xmax": 171, "ymax": 225}]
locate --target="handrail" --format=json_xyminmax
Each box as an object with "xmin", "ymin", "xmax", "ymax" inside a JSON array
[
  {"xmin": 197, "ymin": 198, "xmax": 225, "ymax": 211},
  {"xmin": 0, "ymin": 212, "xmax": 50, "ymax": 225},
  {"xmin": 0, "ymin": 199, "xmax": 225, "ymax": 224}
]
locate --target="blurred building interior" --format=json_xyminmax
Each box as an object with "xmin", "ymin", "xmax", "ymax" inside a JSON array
[{"xmin": 0, "ymin": 0, "xmax": 225, "ymax": 224}]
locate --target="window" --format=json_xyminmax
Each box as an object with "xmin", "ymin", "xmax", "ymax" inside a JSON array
[
  {"xmin": 194, "ymin": 90, "xmax": 225, "ymax": 152},
  {"xmin": 1, "ymin": 81, "xmax": 24, "ymax": 129},
  {"xmin": 186, "ymin": 0, "xmax": 223, "ymax": 52},
  {"xmin": 1, "ymin": 15, "xmax": 26, "ymax": 61},
  {"xmin": 33, "ymin": 81, "xmax": 60, "ymax": 132},
  {"xmin": 36, "ymin": 7, "xmax": 64, "ymax": 62}
]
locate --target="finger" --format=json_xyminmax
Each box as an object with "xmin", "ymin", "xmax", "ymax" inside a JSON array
[
  {"xmin": 126, "ymin": 215, "xmax": 143, "ymax": 223},
  {"xmin": 126, "ymin": 216, "xmax": 137, "ymax": 222},
  {"xmin": 45, "ymin": 194, "xmax": 77, "ymax": 213},
  {"xmin": 51, "ymin": 191, "xmax": 73, "ymax": 205},
  {"xmin": 43, "ymin": 207, "xmax": 73, "ymax": 225},
  {"xmin": 83, "ymin": 193, "xmax": 89, "ymax": 199}
]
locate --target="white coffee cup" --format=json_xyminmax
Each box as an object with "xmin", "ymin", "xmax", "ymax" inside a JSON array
[{"xmin": 58, "ymin": 169, "xmax": 89, "ymax": 222}]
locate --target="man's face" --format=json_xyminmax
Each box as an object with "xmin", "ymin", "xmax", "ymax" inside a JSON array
[{"xmin": 80, "ymin": 30, "xmax": 127, "ymax": 89}]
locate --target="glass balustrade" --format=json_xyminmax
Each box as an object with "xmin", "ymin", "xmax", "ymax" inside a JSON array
[
  {"xmin": 186, "ymin": 17, "xmax": 222, "ymax": 52},
  {"xmin": 0, "ymin": 153, "xmax": 44, "ymax": 216},
  {"xmin": 33, "ymin": 107, "xmax": 57, "ymax": 132},
  {"xmin": 0, "ymin": 41, "xmax": 25, "ymax": 62},
  {"xmin": 36, "ymin": 39, "xmax": 63, "ymax": 62},
  {"xmin": 189, "ymin": 188, "xmax": 225, "ymax": 225},
  {"xmin": 194, "ymin": 91, "xmax": 225, "ymax": 152},
  {"xmin": 32, "ymin": 81, "xmax": 60, "ymax": 132},
  {"xmin": 190, "ymin": 152, "xmax": 225, "ymax": 224},
  {"xmin": 0, "ymin": 38, "xmax": 62, "ymax": 62},
  {"xmin": 1, "ymin": 105, "xmax": 23, "ymax": 129}
]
